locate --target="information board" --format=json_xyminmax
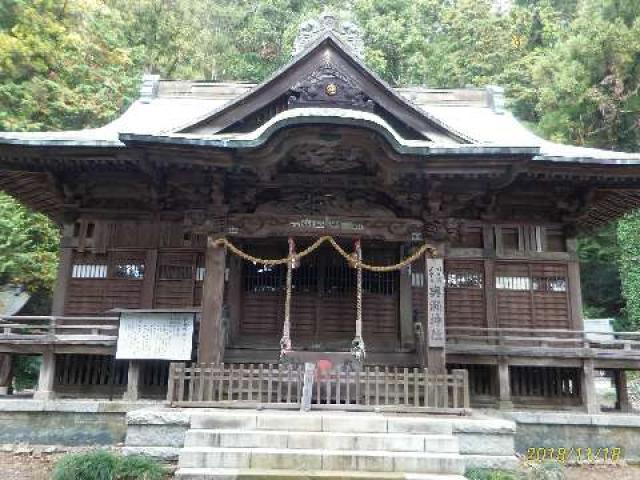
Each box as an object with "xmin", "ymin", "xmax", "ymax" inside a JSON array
[{"xmin": 116, "ymin": 312, "xmax": 194, "ymax": 360}]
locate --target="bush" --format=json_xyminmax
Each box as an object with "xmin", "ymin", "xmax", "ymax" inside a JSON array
[
  {"xmin": 527, "ymin": 461, "xmax": 566, "ymax": 480},
  {"xmin": 52, "ymin": 450, "xmax": 165, "ymax": 480},
  {"xmin": 466, "ymin": 469, "xmax": 521, "ymax": 480}
]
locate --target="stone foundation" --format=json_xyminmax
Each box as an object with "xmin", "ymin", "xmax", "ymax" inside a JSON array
[
  {"xmin": 504, "ymin": 411, "xmax": 640, "ymax": 464},
  {"xmin": 0, "ymin": 399, "xmax": 160, "ymax": 446}
]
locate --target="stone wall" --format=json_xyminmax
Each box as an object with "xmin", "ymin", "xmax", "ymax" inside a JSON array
[
  {"xmin": 506, "ymin": 411, "xmax": 640, "ymax": 464},
  {"xmin": 0, "ymin": 399, "xmax": 159, "ymax": 446}
]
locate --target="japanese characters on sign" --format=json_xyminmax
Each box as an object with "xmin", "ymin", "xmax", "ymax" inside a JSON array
[
  {"xmin": 427, "ymin": 258, "xmax": 445, "ymax": 348},
  {"xmin": 116, "ymin": 312, "xmax": 194, "ymax": 360},
  {"xmin": 289, "ymin": 217, "xmax": 365, "ymax": 232}
]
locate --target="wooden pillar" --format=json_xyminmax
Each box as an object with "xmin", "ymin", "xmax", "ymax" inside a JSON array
[
  {"xmin": 0, "ymin": 354, "xmax": 13, "ymax": 395},
  {"xmin": 614, "ymin": 369, "xmax": 631, "ymax": 413},
  {"xmin": 123, "ymin": 360, "xmax": 142, "ymax": 401},
  {"xmin": 34, "ymin": 349, "xmax": 56, "ymax": 400},
  {"xmin": 399, "ymin": 244, "xmax": 414, "ymax": 349},
  {"xmin": 227, "ymin": 255, "xmax": 242, "ymax": 345},
  {"xmin": 497, "ymin": 358, "xmax": 513, "ymax": 410},
  {"xmin": 140, "ymin": 249, "xmax": 158, "ymax": 308},
  {"xmin": 198, "ymin": 236, "xmax": 227, "ymax": 364},
  {"xmin": 566, "ymin": 238, "xmax": 584, "ymax": 330},
  {"xmin": 426, "ymin": 253, "xmax": 446, "ymax": 373},
  {"xmin": 51, "ymin": 222, "xmax": 75, "ymax": 316},
  {"xmin": 581, "ymin": 359, "xmax": 599, "ymax": 414},
  {"xmin": 483, "ymin": 225, "xmax": 497, "ymax": 329}
]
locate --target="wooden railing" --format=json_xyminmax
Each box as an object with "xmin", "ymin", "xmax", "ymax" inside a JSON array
[
  {"xmin": 446, "ymin": 326, "xmax": 640, "ymax": 354},
  {"xmin": 167, "ymin": 362, "xmax": 470, "ymax": 413},
  {"xmin": 0, "ymin": 316, "xmax": 119, "ymax": 343}
]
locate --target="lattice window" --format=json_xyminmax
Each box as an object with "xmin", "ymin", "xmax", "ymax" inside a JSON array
[
  {"xmin": 532, "ymin": 276, "xmax": 567, "ymax": 292},
  {"xmin": 110, "ymin": 251, "xmax": 146, "ymax": 280},
  {"xmin": 158, "ymin": 254, "xmax": 194, "ymax": 280},
  {"xmin": 114, "ymin": 263, "xmax": 145, "ymax": 279},
  {"xmin": 244, "ymin": 264, "xmax": 286, "ymax": 292},
  {"xmin": 196, "ymin": 267, "xmax": 206, "ymax": 281},
  {"xmin": 411, "ymin": 272, "xmax": 425, "ymax": 288},
  {"xmin": 446, "ymin": 271, "xmax": 483, "ymax": 289},
  {"xmin": 71, "ymin": 253, "xmax": 108, "ymax": 278},
  {"xmin": 496, "ymin": 276, "xmax": 530, "ymax": 290},
  {"xmin": 72, "ymin": 264, "xmax": 108, "ymax": 278}
]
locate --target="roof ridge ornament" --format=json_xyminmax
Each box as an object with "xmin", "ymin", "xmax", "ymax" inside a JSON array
[
  {"xmin": 293, "ymin": 10, "xmax": 365, "ymax": 58},
  {"xmin": 139, "ymin": 74, "xmax": 160, "ymax": 103}
]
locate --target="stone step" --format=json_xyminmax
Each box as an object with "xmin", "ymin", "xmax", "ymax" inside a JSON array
[
  {"xmin": 184, "ymin": 429, "xmax": 459, "ymax": 453},
  {"xmin": 175, "ymin": 467, "xmax": 468, "ymax": 480},
  {"xmin": 190, "ymin": 412, "xmax": 453, "ymax": 435},
  {"xmin": 178, "ymin": 447, "xmax": 465, "ymax": 474}
]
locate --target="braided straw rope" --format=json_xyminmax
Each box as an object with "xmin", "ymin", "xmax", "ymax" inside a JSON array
[{"xmin": 211, "ymin": 236, "xmax": 436, "ymax": 272}]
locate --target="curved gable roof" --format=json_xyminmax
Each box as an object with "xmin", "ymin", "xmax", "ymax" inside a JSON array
[{"xmin": 176, "ymin": 32, "xmax": 471, "ymax": 144}]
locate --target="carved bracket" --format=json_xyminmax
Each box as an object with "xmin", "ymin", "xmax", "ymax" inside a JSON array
[{"xmin": 289, "ymin": 63, "xmax": 374, "ymax": 111}]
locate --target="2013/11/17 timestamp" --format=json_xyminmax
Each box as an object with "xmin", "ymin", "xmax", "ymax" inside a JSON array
[{"xmin": 526, "ymin": 447, "xmax": 623, "ymax": 464}]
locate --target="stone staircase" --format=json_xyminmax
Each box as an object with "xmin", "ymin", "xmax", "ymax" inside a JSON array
[{"xmin": 174, "ymin": 410, "xmax": 468, "ymax": 480}]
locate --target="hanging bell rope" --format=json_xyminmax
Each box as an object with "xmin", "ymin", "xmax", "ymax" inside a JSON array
[
  {"xmin": 211, "ymin": 236, "xmax": 436, "ymax": 272},
  {"xmin": 351, "ymin": 239, "xmax": 366, "ymax": 361}
]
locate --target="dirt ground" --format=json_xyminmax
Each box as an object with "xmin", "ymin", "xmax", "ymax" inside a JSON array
[
  {"xmin": 0, "ymin": 450, "xmax": 66, "ymax": 480},
  {"xmin": 564, "ymin": 464, "xmax": 640, "ymax": 479}
]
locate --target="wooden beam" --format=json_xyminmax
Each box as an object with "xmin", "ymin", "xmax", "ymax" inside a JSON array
[
  {"xmin": 566, "ymin": 238, "xmax": 584, "ymax": 331},
  {"xmin": 399, "ymin": 244, "xmax": 414, "ymax": 349},
  {"xmin": 581, "ymin": 359, "xmax": 599, "ymax": 414},
  {"xmin": 123, "ymin": 360, "xmax": 142, "ymax": 401},
  {"xmin": 140, "ymin": 249, "xmax": 158, "ymax": 308},
  {"xmin": 51, "ymin": 223, "xmax": 75, "ymax": 316},
  {"xmin": 614, "ymin": 369, "xmax": 631, "ymax": 413},
  {"xmin": 0, "ymin": 353, "xmax": 12, "ymax": 395},
  {"xmin": 34, "ymin": 349, "xmax": 56, "ymax": 400},
  {"xmin": 198, "ymin": 237, "xmax": 227, "ymax": 363},
  {"xmin": 227, "ymin": 255, "xmax": 242, "ymax": 345},
  {"xmin": 497, "ymin": 357, "xmax": 513, "ymax": 410}
]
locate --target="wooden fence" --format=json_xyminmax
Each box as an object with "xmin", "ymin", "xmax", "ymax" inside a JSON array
[
  {"xmin": 167, "ymin": 362, "xmax": 470, "ymax": 413},
  {"xmin": 0, "ymin": 316, "xmax": 119, "ymax": 344},
  {"xmin": 447, "ymin": 326, "xmax": 640, "ymax": 353}
]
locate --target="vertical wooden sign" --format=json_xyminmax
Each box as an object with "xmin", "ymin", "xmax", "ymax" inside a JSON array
[{"xmin": 427, "ymin": 257, "xmax": 445, "ymax": 348}]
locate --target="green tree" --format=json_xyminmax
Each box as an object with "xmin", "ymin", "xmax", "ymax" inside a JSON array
[
  {"xmin": 0, "ymin": 193, "xmax": 59, "ymax": 292},
  {"xmin": 0, "ymin": 0, "xmax": 141, "ymax": 131},
  {"xmin": 0, "ymin": 192, "xmax": 59, "ymax": 293},
  {"xmin": 618, "ymin": 212, "xmax": 640, "ymax": 329}
]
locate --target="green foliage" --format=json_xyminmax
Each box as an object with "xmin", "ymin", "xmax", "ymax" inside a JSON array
[
  {"xmin": 527, "ymin": 461, "xmax": 566, "ymax": 480},
  {"xmin": 465, "ymin": 468, "xmax": 521, "ymax": 480},
  {"xmin": 12, "ymin": 355, "xmax": 40, "ymax": 391},
  {"xmin": 0, "ymin": 192, "xmax": 59, "ymax": 293},
  {"xmin": 618, "ymin": 211, "xmax": 640, "ymax": 329},
  {"xmin": 578, "ymin": 225, "xmax": 625, "ymax": 320},
  {"xmin": 52, "ymin": 450, "xmax": 165, "ymax": 480},
  {"xmin": 0, "ymin": 0, "xmax": 141, "ymax": 132}
]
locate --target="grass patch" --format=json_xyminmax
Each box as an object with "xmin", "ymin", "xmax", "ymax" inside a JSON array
[
  {"xmin": 52, "ymin": 450, "xmax": 165, "ymax": 480},
  {"xmin": 466, "ymin": 469, "xmax": 521, "ymax": 480}
]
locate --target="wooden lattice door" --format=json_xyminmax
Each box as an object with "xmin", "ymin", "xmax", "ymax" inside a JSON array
[{"xmin": 239, "ymin": 240, "xmax": 400, "ymax": 350}]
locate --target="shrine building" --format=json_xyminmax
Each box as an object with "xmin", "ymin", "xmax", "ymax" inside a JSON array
[{"xmin": 1, "ymin": 13, "xmax": 640, "ymax": 413}]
